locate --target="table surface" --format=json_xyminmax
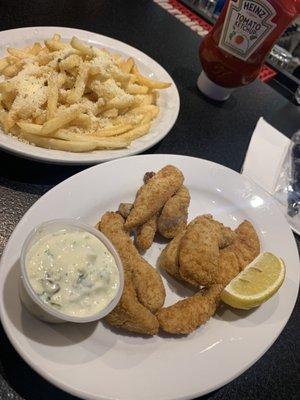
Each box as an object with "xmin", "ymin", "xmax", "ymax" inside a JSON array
[{"xmin": 0, "ymin": 1, "xmax": 299, "ymax": 400}]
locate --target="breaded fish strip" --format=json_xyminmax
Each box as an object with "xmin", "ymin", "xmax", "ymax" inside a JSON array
[
  {"xmin": 119, "ymin": 173, "xmax": 158, "ymax": 252},
  {"xmin": 136, "ymin": 213, "xmax": 158, "ymax": 252},
  {"xmin": 217, "ymin": 251, "xmax": 240, "ymax": 286},
  {"xmin": 99, "ymin": 212, "xmax": 165, "ymax": 313},
  {"xmin": 161, "ymin": 219, "xmax": 258, "ymax": 287},
  {"xmin": 179, "ymin": 215, "xmax": 235, "ymax": 286},
  {"xmin": 124, "ymin": 165, "xmax": 184, "ymax": 230},
  {"xmin": 105, "ymin": 269, "xmax": 159, "ymax": 335},
  {"xmin": 158, "ymin": 229, "xmax": 199, "ymax": 287},
  {"xmin": 160, "ymin": 231, "xmax": 240, "ymax": 287},
  {"xmin": 157, "ymin": 284, "xmax": 223, "ymax": 334},
  {"xmin": 204, "ymin": 221, "xmax": 258, "ymax": 285},
  {"xmin": 159, "ymin": 230, "xmax": 186, "ymax": 280},
  {"xmin": 157, "ymin": 185, "xmax": 190, "ymax": 239},
  {"xmin": 118, "ymin": 203, "xmax": 133, "ymax": 219},
  {"xmin": 216, "ymin": 221, "xmax": 259, "ymax": 285},
  {"xmin": 118, "ymin": 203, "xmax": 158, "ymax": 252},
  {"xmin": 221, "ymin": 220, "xmax": 260, "ymax": 271}
]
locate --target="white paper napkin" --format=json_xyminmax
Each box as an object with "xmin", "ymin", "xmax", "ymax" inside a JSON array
[
  {"xmin": 241, "ymin": 117, "xmax": 290, "ymax": 195},
  {"xmin": 241, "ymin": 118, "xmax": 300, "ymax": 235}
]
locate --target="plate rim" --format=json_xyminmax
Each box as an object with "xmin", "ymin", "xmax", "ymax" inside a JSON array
[
  {"xmin": 0, "ymin": 26, "xmax": 180, "ymax": 165},
  {"xmin": 0, "ymin": 154, "xmax": 299, "ymax": 400}
]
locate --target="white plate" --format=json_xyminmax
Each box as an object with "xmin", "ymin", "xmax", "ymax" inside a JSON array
[
  {"xmin": 0, "ymin": 155, "xmax": 299, "ymax": 400},
  {"xmin": 0, "ymin": 27, "xmax": 179, "ymax": 165}
]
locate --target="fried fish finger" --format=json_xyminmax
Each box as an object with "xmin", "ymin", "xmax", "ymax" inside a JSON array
[
  {"xmin": 134, "ymin": 169, "xmax": 159, "ymax": 251},
  {"xmin": 159, "ymin": 230, "xmax": 186, "ymax": 280},
  {"xmin": 178, "ymin": 215, "xmax": 235, "ymax": 286},
  {"xmin": 105, "ymin": 269, "xmax": 159, "ymax": 335},
  {"xmin": 158, "ymin": 229, "xmax": 199, "ymax": 287},
  {"xmin": 157, "ymin": 185, "xmax": 190, "ymax": 239},
  {"xmin": 157, "ymin": 284, "xmax": 223, "ymax": 334},
  {"xmin": 221, "ymin": 220, "xmax": 260, "ymax": 271},
  {"xmin": 136, "ymin": 213, "xmax": 158, "ymax": 252},
  {"xmin": 124, "ymin": 165, "xmax": 184, "ymax": 230},
  {"xmin": 217, "ymin": 251, "xmax": 240, "ymax": 286},
  {"xmin": 119, "ymin": 173, "xmax": 158, "ymax": 251},
  {"xmin": 99, "ymin": 212, "xmax": 165, "ymax": 313},
  {"xmin": 118, "ymin": 202, "xmax": 133, "ymax": 219}
]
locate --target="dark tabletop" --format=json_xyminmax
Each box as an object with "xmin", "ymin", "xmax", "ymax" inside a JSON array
[{"xmin": 0, "ymin": 1, "xmax": 299, "ymax": 399}]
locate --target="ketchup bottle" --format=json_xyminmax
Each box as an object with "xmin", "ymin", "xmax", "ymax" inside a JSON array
[{"xmin": 198, "ymin": 0, "xmax": 300, "ymax": 100}]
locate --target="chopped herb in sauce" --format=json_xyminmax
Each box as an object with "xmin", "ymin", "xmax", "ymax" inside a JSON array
[{"xmin": 26, "ymin": 229, "xmax": 119, "ymax": 317}]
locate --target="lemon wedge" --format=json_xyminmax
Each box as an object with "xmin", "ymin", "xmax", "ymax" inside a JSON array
[{"xmin": 221, "ymin": 252, "xmax": 285, "ymax": 310}]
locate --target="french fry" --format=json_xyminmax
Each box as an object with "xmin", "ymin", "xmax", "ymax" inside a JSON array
[
  {"xmin": 52, "ymin": 34, "xmax": 61, "ymax": 41},
  {"xmin": 0, "ymin": 58, "xmax": 9, "ymax": 72},
  {"xmin": 130, "ymin": 105, "xmax": 159, "ymax": 124},
  {"xmin": 105, "ymin": 96, "xmax": 135, "ymax": 111},
  {"xmin": 2, "ymin": 61, "xmax": 24, "ymax": 77},
  {"xmin": 129, "ymin": 105, "xmax": 159, "ymax": 117},
  {"xmin": 36, "ymin": 47, "xmax": 53, "ymax": 65},
  {"xmin": 28, "ymin": 42, "xmax": 42, "ymax": 55},
  {"xmin": 148, "ymin": 106, "xmax": 159, "ymax": 119},
  {"xmin": 7, "ymin": 55, "xmax": 19, "ymax": 65},
  {"xmin": 151, "ymin": 90, "xmax": 159, "ymax": 105},
  {"xmin": 112, "ymin": 53, "xmax": 122, "ymax": 64},
  {"xmin": 102, "ymin": 108, "xmax": 118, "ymax": 118},
  {"xmin": 89, "ymin": 65, "xmax": 107, "ymax": 77},
  {"xmin": 47, "ymin": 73, "xmax": 59, "ymax": 119},
  {"xmin": 55, "ymin": 129, "xmax": 129, "ymax": 149},
  {"xmin": 63, "ymin": 75, "xmax": 76, "ymax": 89},
  {"xmin": 17, "ymin": 121, "xmax": 43, "ymax": 135},
  {"xmin": 141, "ymin": 112, "xmax": 155, "ymax": 124},
  {"xmin": 35, "ymin": 113, "xmax": 47, "ymax": 124},
  {"xmin": 66, "ymin": 64, "xmax": 88, "ymax": 104},
  {"xmin": 0, "ymin": 80, "xmax": 15, "ymax": 93},
  {"xmin": 59, "ymin": 54, "xmax": 82, "ymax": 71},
  {"xmin": 20, "ymin": 131, "xmax": 98, "ymax": 152},
  {"xmin": 0, "ymin": 110, "xmax": 13, "ymax": 131},
  {"xmin": 139, "ymin": 93, "xmax": 155, "ymax": 106},
  {"xmin": 1, "ymin": 90, "xmax": 16, "ymax": 109},
  {"xmin": 92, "ymin": 124, "xmax": 133, "ymax": 137},
  {"xmin": 72, "ymin": 113, "xmax": 91, "ymax": 128},
  {"xmin": 57, "ymin": 71, "xmax": 66, "ymax": 87},
  {"xmin": 132, "ymin": 65, "xmax": 171, "ymax": 89},
  {"xmin": 41, "ymin": 108, "xmax": 80, "ymax": 135},
  {"xmin": 1, "ymin": 115, "xmax": 14, "ymax": 131},
  {"xmin": 118, "ymin": 123, "xmax": 151, "ymax": 141},
  {"xmin": 111, "ymin": 70, "xmax": 131, "ymax": 85},
  {"xmin": 113, "ymin": 113, "xmax": 143, "ymax": 126},
  {"xmin": 44, "ymin": 39, "xmax": 68, "ymax": 51},
  {"xmin": 70, "ymin": 36, "xmax": 94, "ymax": 57},
  {"xmin": 7, "ymin": 47, "xmax": 30, "ymax": 59},
  {"xmin": 0, "ymin": 110, "xmax": 7, "ymax": 125},
  {"xmin": 119, "ymin": 57, "xmax": 134, "ymax": 74},
  {"xmin": 5, "ymin": 110, "xmax": 16, "ymax": 130},
  {"xmin": 127, "ymin": 83, "xmax": 148, "ymax": 95},
  {"xmin": 118, "ymin": 107, "xmax": 130, "ymax": 115},
  {"xmin": 135, "ymin": 74, "xmax": 171, "ymax": 89}
]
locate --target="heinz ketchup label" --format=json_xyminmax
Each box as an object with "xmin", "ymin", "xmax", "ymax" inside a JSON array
[{"xmin": 218, "ymin": 0, "xmax": 277, "ymax": 61}]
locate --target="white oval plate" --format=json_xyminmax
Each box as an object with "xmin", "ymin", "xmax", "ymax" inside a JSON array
[
  {"xmin": 0, "ymin": 155, "xmax": 299, "ymax": 400},
  {"xmin": 0, "ymin": 27, "xmax": 179, "ymax": 165}
]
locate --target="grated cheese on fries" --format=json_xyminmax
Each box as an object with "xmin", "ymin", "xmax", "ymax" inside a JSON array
[{"xmin": 0, "ymin": 34, "xmax": 171, "ymax": 152}]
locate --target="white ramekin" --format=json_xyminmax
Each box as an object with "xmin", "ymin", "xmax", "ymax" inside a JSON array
[{"xmin": 19, "ymin": 219, "xmax": 124, "ymax": 323}]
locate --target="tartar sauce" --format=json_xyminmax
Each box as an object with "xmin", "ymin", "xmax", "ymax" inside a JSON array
[{"xmin": 25, "ymin": 229, "xmax": 120, "ymax": 317}]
